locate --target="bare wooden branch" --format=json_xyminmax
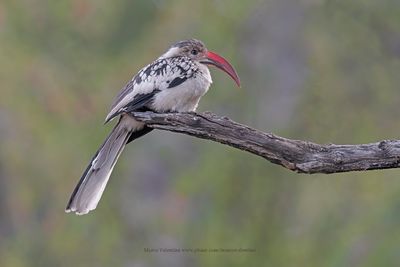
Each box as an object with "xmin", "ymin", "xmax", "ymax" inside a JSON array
[{"xmin": 130, "ymin": 111, "xmax": 400, "ymax": 174}]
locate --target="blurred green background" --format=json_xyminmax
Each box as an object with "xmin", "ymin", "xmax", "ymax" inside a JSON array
[{"xmin": 1, "ymin": 0, "xmax": 400, "ymax": 266}]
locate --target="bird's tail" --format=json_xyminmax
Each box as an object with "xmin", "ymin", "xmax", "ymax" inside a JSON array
[{"xmin": 66, "ymin": 115, "xmax": 151, "ymax": 215}]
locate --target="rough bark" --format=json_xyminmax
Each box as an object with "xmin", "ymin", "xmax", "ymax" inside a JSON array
[{"xmin": 130, "ymin": 111, "xmax": 400, "ymax": 174}]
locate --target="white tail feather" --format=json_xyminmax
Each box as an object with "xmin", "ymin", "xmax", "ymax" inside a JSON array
[{"xmin": 66, "ymin": 116, "xmax": 144, "ymax": 215}]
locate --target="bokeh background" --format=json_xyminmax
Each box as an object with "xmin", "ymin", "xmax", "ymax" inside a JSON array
[{"xmin": 1, "ymin": 0, "xmax": 400, "ymax": 266}]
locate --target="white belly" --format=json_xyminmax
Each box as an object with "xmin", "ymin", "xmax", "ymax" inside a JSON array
[{"xmin": 151, "ymin": 68, "xmax": 212, "ymax": 112}]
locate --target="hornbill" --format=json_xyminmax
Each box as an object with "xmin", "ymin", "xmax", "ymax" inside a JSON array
[{"xmin": 66, "ymin": 39, "xmax": 240, "ymax": 215}]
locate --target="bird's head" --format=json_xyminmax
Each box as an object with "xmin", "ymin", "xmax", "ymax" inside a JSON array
[{"xmin": 161, "ymin": 39, "xmax": 241, "ymax": 87}]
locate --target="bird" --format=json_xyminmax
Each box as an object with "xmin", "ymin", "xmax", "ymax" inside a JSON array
[{"xmin": 65, "ymin": 39, "xmax": 240, "ymax": 215}]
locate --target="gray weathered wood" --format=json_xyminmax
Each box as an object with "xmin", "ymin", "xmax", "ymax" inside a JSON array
[{"xmin": 130, "ymin": 111, "xmax": 400, "ymax": 174}]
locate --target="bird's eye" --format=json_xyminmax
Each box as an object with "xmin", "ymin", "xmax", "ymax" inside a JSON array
[{"xmin": 191, "ymin": 49, "xmax": 198, "ymax": 55}]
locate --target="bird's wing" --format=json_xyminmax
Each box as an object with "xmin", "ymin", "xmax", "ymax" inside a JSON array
[
  {"xmin": 105, "ymin": 57, "xmax": 196, "ymax": 122},
  {"xmin": 104, "ymin": 80, "xmax": 157, "ymax": 123},
  {"xmin": 106, "ymin": 57, "xmax": 191, "ymax": 122}
]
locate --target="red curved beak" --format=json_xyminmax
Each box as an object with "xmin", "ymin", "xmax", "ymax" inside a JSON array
[{"xmin": 201, "ymin": 51, "xmax": 241, "ymax": 87}]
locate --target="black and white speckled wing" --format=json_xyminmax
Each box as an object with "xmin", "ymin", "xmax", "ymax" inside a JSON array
[{"xmin": 105, "ymin": 57, "xmax": 199, "ymax": 122}]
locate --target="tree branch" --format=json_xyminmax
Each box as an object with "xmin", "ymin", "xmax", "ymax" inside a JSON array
[{"xmin": 130, "ymin": 111, "xmax": 400, "ymax": 174}]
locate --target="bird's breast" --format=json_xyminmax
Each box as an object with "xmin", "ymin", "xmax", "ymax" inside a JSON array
[{"xmin": 151, "ymin": 66, "xmax": 212, "ymax": 112}]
